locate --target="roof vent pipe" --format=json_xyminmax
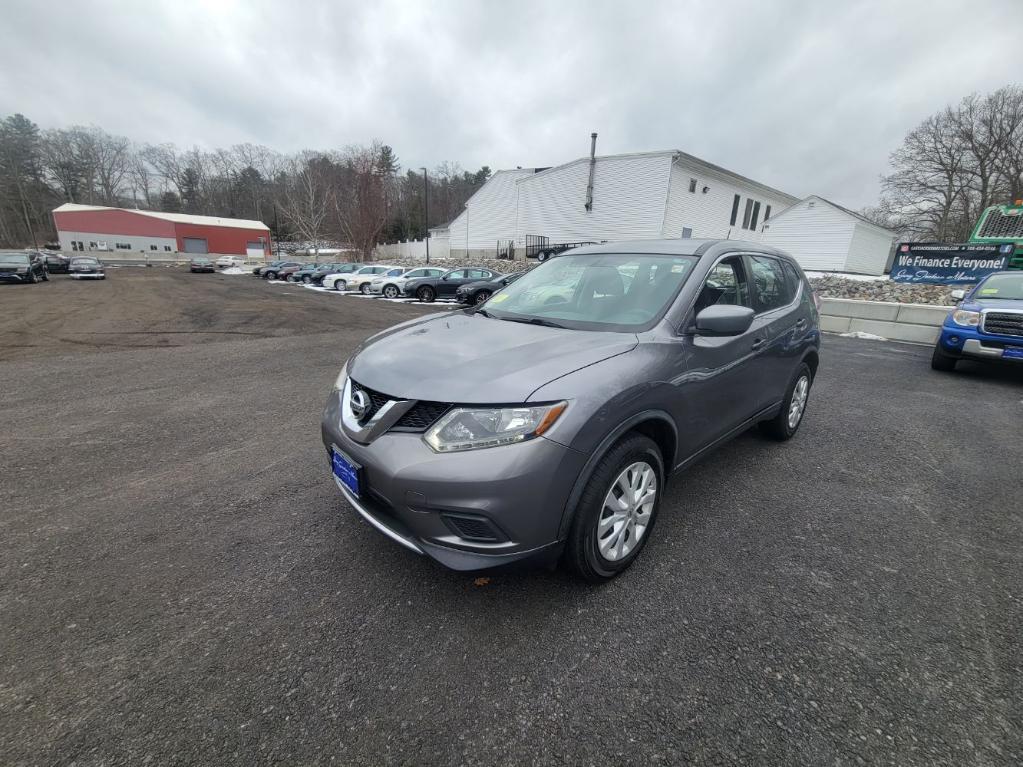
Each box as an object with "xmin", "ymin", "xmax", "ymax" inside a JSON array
[{"xmin": 584, "ymin": 132, "xmax": 597, "ymax": 212}]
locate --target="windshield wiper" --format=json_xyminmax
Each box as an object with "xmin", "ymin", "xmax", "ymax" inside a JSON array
[
  {"xmin": 473, "ymin": 308, "xmax": 493, "ymax": 318},
  {"xmin": 499, "ymin": 316, "xmax": 567, "ymax": 329}
]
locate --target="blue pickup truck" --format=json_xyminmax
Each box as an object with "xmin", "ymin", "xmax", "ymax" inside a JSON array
[{"xmin": 932, "ymin": 271, "xmax": 1023, "ymax": 371}]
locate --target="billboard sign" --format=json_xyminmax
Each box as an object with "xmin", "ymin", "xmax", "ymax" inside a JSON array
[{"xmin": 891, "ymin": 242, "xmax": 1013, "ymax": 284}]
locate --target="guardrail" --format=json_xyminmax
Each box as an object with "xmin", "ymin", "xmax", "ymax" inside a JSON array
[{"xmin": 820, "ymin": 298, "xmax": 952, "ymax": 344}]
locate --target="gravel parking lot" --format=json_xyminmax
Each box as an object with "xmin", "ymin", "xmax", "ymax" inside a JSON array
[{"xmin": 1, "ymin": 269, "xmax": 1020, "ymax": 765}]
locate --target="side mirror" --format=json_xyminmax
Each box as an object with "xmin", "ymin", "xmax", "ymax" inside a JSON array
[
  {"xmin": 694, "ymin": 305, "xmax": 755, "ymax": 336},
  {"xmin": 950, "ymin": 289, "xmax": 966, "ymax": 300}
]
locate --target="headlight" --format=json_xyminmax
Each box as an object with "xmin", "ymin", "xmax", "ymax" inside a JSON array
[
  {"xmin": 424, "ymin": 402, "xmax": 567, "ymax": 452},
  {"xmin": 332, "ymin": 360, "xmax": 349, "ymax": 392},
  {"xmin": 952, "ymin": 309, "xmax": 981, "ymax": 327}
]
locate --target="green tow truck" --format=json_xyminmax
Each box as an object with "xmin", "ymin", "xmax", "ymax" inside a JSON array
[{"xmin": 968, "ymin": 200, "xmax": 1023, "ymax": 269}]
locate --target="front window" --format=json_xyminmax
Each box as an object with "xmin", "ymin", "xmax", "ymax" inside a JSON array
[
  {"xmin": 975, "ymin": 273, "xmax": 1023, "ymax": 301},
  {"xmin": 356, "ymin": 266, "xmax": 376, "ymax": 274},
  {"xmin": 484, "ymin": 253, "xmax": 698, "ymax": 331}
]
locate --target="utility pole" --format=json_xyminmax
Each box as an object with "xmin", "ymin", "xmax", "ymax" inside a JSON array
[{"xmin": 421, "ymin": 167, "xmax": 430, "ymax": 264}]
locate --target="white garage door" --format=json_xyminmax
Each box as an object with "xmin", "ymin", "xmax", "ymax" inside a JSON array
[
  {"xmin": 246, "ymin": 241, "xmax": 265, "ymax": 257},
  {"xmin": 183, "ymin": 237, "xmax": 208, "ymax": 254}
]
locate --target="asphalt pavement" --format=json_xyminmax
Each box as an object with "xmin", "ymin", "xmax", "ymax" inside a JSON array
[{"xmin": 1, "ymin": 270, "xmax": 1020, "ymax": 765}]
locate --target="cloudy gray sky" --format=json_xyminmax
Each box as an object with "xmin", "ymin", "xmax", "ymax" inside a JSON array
[{"xmin": 2, "ymin": 0, "xmax": 1020, "ymax": 208}]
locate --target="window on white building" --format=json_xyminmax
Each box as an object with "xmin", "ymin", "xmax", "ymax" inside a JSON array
[
  {"xmin": 764, "ymin": 205, "xmax": 772, "ymax": 223},
  {"xmin": 750, "ymin": 202, "xmax": 761, "ymax": 229},
  {"xmin": 729, "ymin": 195, "xmax": 741, "ymax": 226},
  {"xmin": 742, "ymin": 199, "xmax": 754, "ymax": 229},
  {"xmin": 688, "ymin": 178, "xmax": 697, "ymax": 193}
]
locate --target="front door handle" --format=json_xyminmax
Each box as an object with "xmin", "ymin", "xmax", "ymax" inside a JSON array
[
  {"xmin": 795, "ymin": 318, "xmax": 807, "ymax": 330},
  {"xmin": 751, "ymin": 337, "xmax": 767, "ymax": 351}
]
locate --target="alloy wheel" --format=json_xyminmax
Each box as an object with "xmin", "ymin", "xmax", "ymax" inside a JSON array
[
  {"xmin": 788, "ymin": 375, "xmax": 810, "ymax": 429},
  {"xmin": 475, "ymin": 291, "xmax": 491, "ymax": 305},
  {"xmin": 597, "ymin": 461, "xmax": 657, "ymax": 562},
  {"xmin": 384, "ymin": 285, "xmax": 398, "ymax": 299}
]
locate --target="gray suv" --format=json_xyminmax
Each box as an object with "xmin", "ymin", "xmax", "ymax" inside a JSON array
[{"xmin": 321, "ymin": 240, "xmax": 820, "ymax": 581}]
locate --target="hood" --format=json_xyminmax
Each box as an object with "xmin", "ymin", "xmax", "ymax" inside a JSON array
[
  {"xmin": 349, "ymin": 312, "xmax": 637, "ymax": 403},
  {"xmin": 963, "ymin": 298, "xmax": 1023, "ymax": 312}
]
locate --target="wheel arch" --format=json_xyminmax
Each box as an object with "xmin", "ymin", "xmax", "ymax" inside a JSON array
[
  {"xmin": 556, "ymin": 410, "xmax": 678, "ymax": 540},
  {"xmin": 801, "ymin": 348, "xmax": 820, "ymax": 380}
]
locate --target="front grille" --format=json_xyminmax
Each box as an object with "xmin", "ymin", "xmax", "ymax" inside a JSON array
[
  {"xmin": 349, "ymin": 379, "xmax": 451, "ymax": 432},
  {"xmin": 394, "ymin": 401, "xmax": 451, "ymax": 431},
  {"xmin": 982, "ymin": 312, "xmax": 1023, "ymax": 338},
  {"xmin": 977, "ymin": 212, "xmax": 1023, "ymax": 239}
]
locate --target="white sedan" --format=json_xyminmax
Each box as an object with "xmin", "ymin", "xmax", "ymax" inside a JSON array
[
  {"xmin": 369, "ymin": 266, "xmax": 446, "ymax": 298},
  {"xmin": 216, "ymin": 256, "xmax": 246, "ymax": 268},
  {"xmin": 324, "ymin": 264, "xmax": 398, "ymax": 292}
]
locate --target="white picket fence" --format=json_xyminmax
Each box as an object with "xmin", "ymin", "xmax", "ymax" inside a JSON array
[{"xmin": 373, "ymin": 234, "xmax": 450, "ymax": 262}]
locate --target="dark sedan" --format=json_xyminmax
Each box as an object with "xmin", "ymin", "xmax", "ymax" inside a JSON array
[
  {"xmin": 0, "ymin": 251, "xmax": 48, "ymax": 284},
  {"xmin": 259, "ymin": 261, "xmax": 302, "ymax": 280},
  {"xmin": 278, "ymin": 263, "xmax": 314, "ymax": 282},
  {"xmin": 68, "ymin": 256, "xmax": 106, "ymax": 279},
  {"xmin": 190, "ymin": 256, "xmax": 216, "ymax": 273},
  {"xmin": 455, "ymin": 271, "xmax": 526, "ymax": 305},
  {"xmin": 403, "ymin": 267, "xmax": 501, "ymax": 302}
]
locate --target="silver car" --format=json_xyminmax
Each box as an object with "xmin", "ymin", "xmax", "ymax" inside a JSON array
[
  {"xmin": 369, "ymin": 266, "xmax": 446, "ymax": 299},
  {"xmin": 322, "ymin": 240, "xmax": 821, "ymax": 581}
]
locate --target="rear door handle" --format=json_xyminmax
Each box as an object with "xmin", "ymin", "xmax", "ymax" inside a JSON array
[
  {"xmin": 795, "ymin": 318, "xmax": 807, "ymax": 329},
  {"xmin": 751, "ymin": 337, "xmax": 767, "ymax": 351}
]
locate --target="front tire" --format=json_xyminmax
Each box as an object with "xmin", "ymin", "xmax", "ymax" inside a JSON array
[
  {"xmin": 931, "ymin": 343, "xmax": 958, "ymax": 372},
  {"xmin": 759, "ymin": 363, "xmax": 812, "ymax": 441},
  {"xmin": 565, "ymin": 434, "xmax": 664, "ymax": 583},
  {"xmin": 360, "ymin": 282, "xmax": 371, "ymax": 294},
  {"xmin": 383, "ymin": 284, "xmax": 399, "ymax": 299},
  {"xmin": 475, "ymin": 290, "xmax": 491, "ymax": 305},
  {"xmin": 417, "ymin": 285, "xmax": 436, "ymax": 303},
  {"xmin": 335, "ymin": 279, "xmax": 347, "ymax": 291}
]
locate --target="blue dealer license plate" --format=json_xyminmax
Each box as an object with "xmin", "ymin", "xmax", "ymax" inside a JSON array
[
  {"xmin": 331, "ymin": 447, "xmax": 360, "ymax": 496},
  {"xmin": 1003, "ymin": 346, "xmax": 1023, "ymax": 359}
]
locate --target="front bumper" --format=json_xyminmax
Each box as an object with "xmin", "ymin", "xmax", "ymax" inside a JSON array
[
  {"xmin": 0, "ymin": 272, "xmax": 31, "ymax": 282},
  {"xmin": 938, "ymin": 324, "xmax": 1023, "ymax": 362},
  {"xmin": 320, "ymin": 390, "xmax": 584, "ymax": 570}
]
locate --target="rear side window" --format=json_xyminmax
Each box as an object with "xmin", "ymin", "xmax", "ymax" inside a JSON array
[
  {"xmin": 468, "ymin": 269, "xmax": 490, "ymax": 279},
  {"xmin": 781, "ymin": 261, "xmax": 804, "ymax": 299},
  {"xmin": 746, "ymin": 255, "xmax": 794, "ymax": 312}
]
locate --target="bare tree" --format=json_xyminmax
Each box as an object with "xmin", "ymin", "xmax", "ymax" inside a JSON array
[{"xmin": 278, "ymin": 153, "xmax": 335, "ymax": 250}]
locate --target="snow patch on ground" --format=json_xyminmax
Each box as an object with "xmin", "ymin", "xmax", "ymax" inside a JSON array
[
  {"xmin": 840, "ymin": 331, "xmax": 889, "ymax": 341},
  {"xmin": 220, "ymin": 267, "xmax": 249, "ymax": 275}
]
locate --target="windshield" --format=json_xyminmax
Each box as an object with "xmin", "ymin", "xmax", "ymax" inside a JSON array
[
  {"xmin": 484, "ymin": 253, "xmax": 698, "ymax": 331},
  {"xmin": 385, "ymin": 268, "xmax": 403, "ymax": 276},
  {"xmin": 0, "ymin": 253, "xmax": 30, "ymax": 265},
  {"xmin": 975, "ymin": 273, "xmax": 1023, "ymax": 301}
]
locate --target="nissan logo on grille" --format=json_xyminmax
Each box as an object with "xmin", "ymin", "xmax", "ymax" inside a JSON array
[{"xmin": 350, "ymin": 388, "xmax": 370, "ymax": 420}]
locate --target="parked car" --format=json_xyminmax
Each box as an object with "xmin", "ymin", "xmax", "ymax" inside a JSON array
[
  {"xmin": 403, "ymin": 267, "xmax": 501, "ymax": 302},
  {"xmin": 0, "ymin": 251, "xmax": 48, "ymax": 283},
  {"xmin": 290, "ymin": 262, "xmax": 341, "ymax": 284},
  {"xmin": 190, "ymin": 256, "xmax": 216, "ymax": 273},
  {"xmin": 42, "ymin": 252, "xmax": 70, "ymax": 274},
  {"xmin": 324, "ymin": 264, "xmax": 393, "ymax": 292},
  {"xmin": 68, "ymin": 255, "xmax": 106, "ymax": 279},
  {"xmin": 216, "ymin": 256, "xmax": 246, "ymax": 268},
  {"xmin": 932, "ymin": 271, "xmax": 1023, "ymax": 370},
  {"xmin": 260, "ymin": 261, "xmax": 302, "ymax": 280},
  {"xmin": 252, "ymin": 259, "xmax": 287, "ymax": 276},
  {"xmin": 322, "ymin": 240, "xmax": 820, "ymax": 581},
  {"xmin": 455, "ymin": 271, "xmax": 526, "ymax": 305},
  {"xmin": 278, "ymin": 263, "xmax": 313, "ymax": 282},
  {"xmin": 370, "ymin": 266, "xmax": 447, "ymax": 298},
  {"xmin": 315, "ymin": 263, "xmax": 363, "ymax": 287}
]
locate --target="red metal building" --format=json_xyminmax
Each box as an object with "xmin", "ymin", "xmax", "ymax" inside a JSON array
[{"xmin": 52, "ymin": 204, "xmax": 271, "ymax": 257}]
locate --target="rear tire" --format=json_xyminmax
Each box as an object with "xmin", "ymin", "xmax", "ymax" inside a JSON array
[
  {"xmin": 566, "ymin": 434, "xmax": 664, "ymax": 583},
  {"xmin": 417, "ymin": 285, "xmax": 436, "ymax": 303},
  {"xmin": 931, "ymin": 342, "xmax": 958, "ymax": 371},
  {"xmin": 759, "ymin": 363, "xmax": 812, "ymax": 441}
]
